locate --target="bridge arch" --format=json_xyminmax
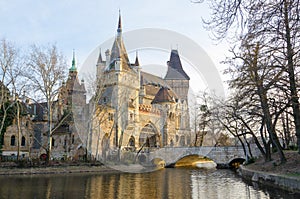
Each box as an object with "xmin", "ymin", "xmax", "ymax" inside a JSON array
[
  {"xmin": 147, "ymin": 146, "xmax": 252, "ymax": 167},
  {"xmin": 174, "ymin": 154, "xmax": 215, "ymax": 167},
  {"xmin": 228, "ymin": 158, "xmax": 245, "ymax": 169},
  {"xmin": 151, "ymin": 158, "xmax": 166, "ymax": 168}
]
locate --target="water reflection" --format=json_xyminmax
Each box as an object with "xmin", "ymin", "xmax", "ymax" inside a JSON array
[
  {"xmin": 191, "ymin": 169, "xmax": 268, "ymax": 198},
  {"xmin": 85, "ymin": 169, "xmax": 192, "ymax": 199},
  {"xmin": 0, "ymin": 169, "xmax": 299, "ymax": 199}
]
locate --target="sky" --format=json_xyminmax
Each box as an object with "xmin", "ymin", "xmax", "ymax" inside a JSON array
[{"xmin": 0, "ymin": 0, "xmax": 230, "ymax": 97}]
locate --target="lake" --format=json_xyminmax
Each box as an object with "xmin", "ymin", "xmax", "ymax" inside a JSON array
[{"xmin": 0, "ymin": 168, "xmax": 299, "ymax": 199}]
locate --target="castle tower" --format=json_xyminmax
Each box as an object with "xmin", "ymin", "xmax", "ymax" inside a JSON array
[
  {"xmin": 66, "ymin": 51, "xmax": 86, "ymax": 106},
  {"xmin": 152, "ymin": 87, "xmax": 177, "ymax": 146},
  {"xmin": 164, "ymin": 50, "xmax": 190, "ymax": 102},
  {"xmin": 99, "ymin": 12, "xmax": 139, "ymax": 148},
  {"xmin": 108, "ymin": 11, "xmax": 130, "ymax": 71},
  {"xmin": 59, "ymin": 50, "xmax": 86, "ymax": 109},
  {"xmin": 96, "ymin": 49, "xmax": 106, "ymax": 80},
  {"xmin": 164, "ymin": 50, "xmax": 191, "ymax": 145}
]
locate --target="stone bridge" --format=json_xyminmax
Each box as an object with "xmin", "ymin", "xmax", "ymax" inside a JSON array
[{"xmin": 141, "ymin": 146, "xmax": 259, "ymax": 167}]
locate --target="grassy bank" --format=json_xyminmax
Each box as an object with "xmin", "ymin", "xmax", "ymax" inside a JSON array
[{"xmin": 245, "ymin": 151, "xmax": 300, "ymax": 178}]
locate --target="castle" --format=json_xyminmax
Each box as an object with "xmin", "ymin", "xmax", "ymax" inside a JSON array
[
  {"xmin": 0, "ymin": 14, "xmax": 192, "ymax": 161},
  {"xmin": 88, "ymin": 14, "xmax": 191, "ymax": 160}
]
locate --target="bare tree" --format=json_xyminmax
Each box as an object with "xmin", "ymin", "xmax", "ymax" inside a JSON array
[
  {"xmin": 0, "ymin": 39, "xmax": 31, "ymax": 161},
  {"xmin": 191, "ymin": 91, "xmax": 230, "ymax": 147},
  {"xmin": 25, "ymin": 44, "xmax": 67, "ymax": 163},
  {"xmin": 222, "ymin": 39, "xmax": 292, "ymax": 163},
  {"xmin": 202, "ymin": 0, "xmax": 300, "ymax": 154},
  {"xmin": 0, "ymin": 39, "xmax": 16, "ymax": 149},
  {"xmin": 218, "ymin": 94, "xmax": 271, "ymax": 161}
]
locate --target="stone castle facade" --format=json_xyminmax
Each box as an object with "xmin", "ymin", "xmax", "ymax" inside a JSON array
[{"xmin": 88, "ymin": 14, "xmax": 191, "ymax": 160}]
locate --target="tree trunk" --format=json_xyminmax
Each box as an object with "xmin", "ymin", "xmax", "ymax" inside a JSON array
[
  {"xmin": 265, "ymin": 141, "xmax": 271, "ymax": 162},
  {"xmin": 239, "ymin": 118, "xmax": 267, "ymax": 160},
  {"xmin": 258, "ymin": 81, "xmax": 286, "ymax": 163},
  {"xmin": 16, "ymin": 102, "xmax": 21, "ymax": 162},
  {"xmin": 282, "ymin": 111, "xmax": 291, "ymax": 149},
  {"xmin": 46, "ymin": 100, "xmax": 52, "ymax": 164},
  {"xmin": 237, "ymin": 135, "xmax": 247, "ymax": 158},
  {"xmin": 46, "ymin": 149, "xmax": 50, "ymax": 165},
  {"xmin": 243, "ymin": 134, "xmax": 253, "ymax": 158},
  {"xmin": 283, "ymin": 0, "xmax": 300, "ymax": 154},
  {"xmin": 251, "ymin": 44, "xmax": 286, "ymax": 163}
]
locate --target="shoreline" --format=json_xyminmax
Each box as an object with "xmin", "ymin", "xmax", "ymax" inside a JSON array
[
  {"xmin": 0, "ymin": 165, "xmax": 121, "ymax": 176},
  {"xmin": 238, "ymin": 165, "xmax": 300, "ymax": 193}
]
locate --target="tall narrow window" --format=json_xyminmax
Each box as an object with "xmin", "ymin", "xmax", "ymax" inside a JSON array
[
  {"xmin": 72, "ymin": 135, "xmax": 75, "ymax": 144},
  {"xmin": 11, "ymin": 135, "xmax": 15, "ymax": 146},
  {"xmin": 21, "ymin": 136, "xmax": 26, "ymax": 146},
  {"xmin": 52, "ymin": 138, "xmax": 55, "ymax": 147}
]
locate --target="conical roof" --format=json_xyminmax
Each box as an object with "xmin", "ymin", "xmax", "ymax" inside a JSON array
[
  {"xmin": 97, "ymin": 49, "xmax": 103, "ymax": 65},
  {"xmin": 164, "ymin": 50, "xmax": 190, "ymax": 80},
  {"xmin": 108, "ymin": 12, "xmax": 130, "ymax": 70},
  {"xmin": 134, "ymin": 51, "xmax": 140, "ymax": 66}
]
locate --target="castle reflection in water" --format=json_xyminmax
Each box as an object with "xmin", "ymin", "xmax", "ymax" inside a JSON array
[{"xmin": 1, "ymin": 169, "xmax": 297, "ymax": 199}]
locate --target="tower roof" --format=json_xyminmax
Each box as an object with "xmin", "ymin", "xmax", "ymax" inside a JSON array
[
  {"xmin": 151, "ymin": 87, "xmax": 176, "ymax": 104},
  {"xmin": 134, "ymin": 51, "xmax": 140, "ymax": 66},
  {"xmin": 108, "ymin": 11, "xmax": 130, "ymax": 70},
  {"xmin": 164, "ymin": 49, "xmax": 190, "ymax": 80},
  {"xmin": 97, "ymin": 48, "xmax": 103, "ymax": 65},
  {"xmin": 141, "ymin": 71, "xmax": 167, "ymax": 88},
  {"xmin": 69, "ymin": 50, "xmax": 77, "ymax": 72},
  {"xmin": 117, "ymin": 10, "xmax": 122, "ymax": 33}
]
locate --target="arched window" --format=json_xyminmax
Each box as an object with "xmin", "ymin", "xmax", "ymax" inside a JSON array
[
  {"xmin": 129, "ymin": 136, "xmax": 135, "ymax": 147},
  {"xmin": 10, "ymin": 135, "xmax": 15, "ymax": 146},
  {"xmin": 21, "ymin": 136, "xmax": 26, "ymax": 146}
]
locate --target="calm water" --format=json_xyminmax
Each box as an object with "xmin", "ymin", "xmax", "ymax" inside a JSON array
[{"xmin": 0, "ymin": 168, "xmax": 299, "ymax": 199}]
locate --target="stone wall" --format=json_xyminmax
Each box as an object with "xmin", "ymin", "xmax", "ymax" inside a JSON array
[{"xmin": 239, "ymin": 165, "xmax": 300, "ymax": 193}]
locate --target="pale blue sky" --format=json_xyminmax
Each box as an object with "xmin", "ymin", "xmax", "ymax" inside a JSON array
[{"xmin": 0, "ymin": 0, "xmax": 229, "ymax": 96}]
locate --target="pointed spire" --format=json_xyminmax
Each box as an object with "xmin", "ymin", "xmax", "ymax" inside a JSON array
[
  {"xmin": 109, "ymin": 11, "xmax": 130, "ymax": 71},
  {"xmin": 135, "ymin": 51, "xmax": 140, "ymax": 66},
  {"xmin": 117, "ymin": 9, "xmax": 122, "ymax": 33},
  {"xmin": 97, "ymin": 48, "xmax": 103, "ymax": 64},
  {"xmin": 70, "ymin": 49, "xmax": 77, "ymax": 71}
]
